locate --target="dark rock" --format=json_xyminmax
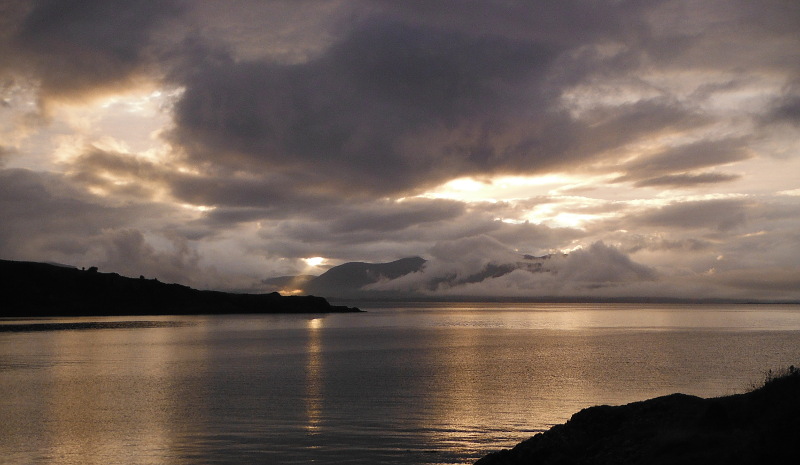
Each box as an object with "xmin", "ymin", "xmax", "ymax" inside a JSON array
[{"xmin": 475, "ymin": 370, "xmax": 800, "ymax": 465}]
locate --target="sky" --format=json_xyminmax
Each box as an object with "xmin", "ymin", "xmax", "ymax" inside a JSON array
[{"xmin": 1, "ymin": 0, "xmax": 799, "ymax": 301}]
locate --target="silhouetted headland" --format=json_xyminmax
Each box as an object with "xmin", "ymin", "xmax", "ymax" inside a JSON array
[
  {"xmin": 475, "ymin": 367, "xmax": 800, "ymax": 465},
  {"xmin": 0, "ymin": 259, "xmax": 360, "ymax": 316}
]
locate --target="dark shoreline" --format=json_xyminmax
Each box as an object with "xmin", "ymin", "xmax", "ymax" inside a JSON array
[
  {"xmin": 0, "ymin": 259, "xmax": 361, "ymax": 317},
  {"xmin": 0, "ymin": 320, "xmax": 195, "ymax": 332},
  {"xmin": 474, "ymin": 368, "xmax": 800, "ymax": 465}
]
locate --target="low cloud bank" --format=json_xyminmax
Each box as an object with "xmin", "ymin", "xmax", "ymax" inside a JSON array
[
  {"xmin": 363, "ymin": 240, "xmax": 660, "ymax": 299},
  {"xmin": 352, "ymin": 239, "xmax": 796, "ymax": 301}
]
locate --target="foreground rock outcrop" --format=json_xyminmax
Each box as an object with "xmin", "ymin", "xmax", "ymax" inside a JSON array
[
  {"xmin": 476, "ymin": 368, "xmax": 800, "ymax": 465},
  {"xmin": 0, "ymin": 259, "xmax": 360, "ymax": 316}
]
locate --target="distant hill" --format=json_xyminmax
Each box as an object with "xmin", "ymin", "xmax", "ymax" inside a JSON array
[
  {"xmin": 475, "ymin": 368, "xmax": 800, "ymax": 465},
  {"xmin": 0, "ymin": 259, "xmax": 360, "ymax": 317},
  {"xmin": 262, "ymin": 255, "xmax": 557, "ymax": 300},
  {"xmin": 305, "ymin": 256, "xmax": 427, "ymax": 298}
]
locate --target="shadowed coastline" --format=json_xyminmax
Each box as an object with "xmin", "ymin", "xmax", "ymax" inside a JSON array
[
  {"xmin": 475, "ymin": 368, "xmax": 800, "ymax": 465},
  {"xmin": 0, "ymin": 320, "xmax": 195, "ymax": 332},
  {"xmin": 0, "ymin": 259, "xmax": 360, "ymax": 316}
]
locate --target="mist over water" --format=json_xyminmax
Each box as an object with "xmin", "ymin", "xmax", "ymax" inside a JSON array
[{"xmin": 2, "ymin": 303, "xmax": 800, "ymax": 465}]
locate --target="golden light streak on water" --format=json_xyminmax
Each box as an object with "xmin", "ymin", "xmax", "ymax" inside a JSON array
[{"xmin": 305, "ymin": 318, "xmax": 324, "ymax": 433}]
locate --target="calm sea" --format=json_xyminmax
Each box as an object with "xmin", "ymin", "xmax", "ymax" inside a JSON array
[{"xmin": 2, "ymin": 303, "xmax": 800, "ymax": 465}]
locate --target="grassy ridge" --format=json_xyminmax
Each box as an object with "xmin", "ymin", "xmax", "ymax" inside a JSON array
[
  {"xmin": 0, "ymin": 259, "xmax": 360, "ymax": 316},
  {"xmin": 476, "ymin": 367, "xmax": 800, "ymax": 465}
]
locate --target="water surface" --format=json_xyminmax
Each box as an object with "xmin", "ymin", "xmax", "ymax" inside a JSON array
[{"xmin": 2, "ymin": 303, "xmax": 800, "ymax": 464}]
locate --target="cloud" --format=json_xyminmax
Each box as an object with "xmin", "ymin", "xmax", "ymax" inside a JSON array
[
  {"xmin": 0, "ymin": 165, "xmax": 270, "ymax": 290},
  {"xmin": 169, "ymin": 17, "xmax": 573, "ymax": 196},
  {"xmin": 67, "ymin": 147, "xmax": 171, "ymax": 201},
  {"xmin": 367, "ymin": 236, "xmax": 798, "ymax": 301},
  {"xmin": 0, "ymin": 167, "xmax": 135, "ymax": 258},
  {"xmin": 167, "ymin": 2, "xmax": 754, "ymax": 201},
  {"xmin": 93, "ymin": 228, "xmax": 201, "ymax": 285},
  {"xmin": 623, "ymin": 236, "xmax": 713, "ymax": 254},
  {"xmin": 429, "ymin": 234, "xmax": 520, "ymax": 267},
  {"xmin": 614, "ymin": 139, "xmax": 752, "ymax": 184},
  {"xmin": 1, "ymin": 1, "xmax": 799, "ymax": 301},
  {"xmin": 706, "ymin": 267, "xmax": 800, "ymax": 300},
  {"xmin": 555, "ymin": 241, "xmax": 657, "ymax": 283},
  {"xmin": 365, "ymin": 234, "xmax": 525, "ymax": 293},
  {"xmin": 569, "ymin": 98, "xmax": 707, "ymax": 159},
  {"xmin": 635, "ymin": 198, "xmax": 750, "ymax": 232},
  {"xmin": 364, "ymin": 0, "xmax": 649, "ymax": 50},
  {"xmin": 324, "ymin": 198, "xmax": 466, "ymax": 234},
  {"xmin": 0, "ymin": 145, "xmax": 14, "ymax": 166},
  {"xmin": 366, "ymin": 239, "xmax": 656, "ymax": 298},
  {"xmin": 243, "ymin": 197, "xmax": 584, "ymax": 266},
  {"xmin": 633, "ymin": 172, "xmax": 741, "ymax": 187},
  {"xmin": 67, "ymin": 146, "xmax": 337, "ymax": 218},
  {"xmin": 2, "ymin": 0, "xmax": 183, "ymax": 104},
  {"xmin": 767, "ymin": 95, "xmax": 800, "ymax": 126}
]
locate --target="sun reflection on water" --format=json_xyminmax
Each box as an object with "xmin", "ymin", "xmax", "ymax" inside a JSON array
[
  {"xmin": 3, "ymin": 306, "xmax": 800, "ymax": 465},
  {"xmin": 305, "ymin": 318, "xmax": 324, "ymax": 434},
  {"xmin": 39, "ymin": 322, "xmax": 182, "ymax": 464}
]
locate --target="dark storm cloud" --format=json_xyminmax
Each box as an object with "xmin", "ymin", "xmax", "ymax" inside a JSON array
[
  {"xmin": 7, "ymin": 0, "xmax": 774, "ymax": 201},
  {"xmin": 2, "ymin": 0, "xmax": 183, "ymax": 102},
  {"xmin": 170, "ymin": 175, "xmax": 326, "ymax": 210},
  {"xmin": 169, "ymin": 1, "xmax": 728, "ymax": 198},
  {"xmin": 170, "ymin": 17, "xmax": 576, "ymax": 195},
  {"xmin": 363, "ymin": 0, "xmax": 645, "ymax": 47}
]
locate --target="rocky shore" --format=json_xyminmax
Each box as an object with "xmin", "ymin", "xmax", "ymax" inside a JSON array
[
  {"xmin": 0, "ymin": 259, "xmax": 360, "ymax": 316},
  {"xmin": 475, "ymin": 368, "xmax": 800, "ymax": 465}
]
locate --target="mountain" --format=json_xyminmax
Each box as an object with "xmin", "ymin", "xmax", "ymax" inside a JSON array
[
  {"xmin": 475, "ymin": 368, "xmax": 800, "ymax": 465},
  {"xmin": 262, "ymin": 255, "xmax": 557, "ymax": 300},
  {"xmin": 305, "ymin": 256, "xmax": 427, "ymax": 298},
  {"xmin": 0, "ymin": 259, "xmax": 360, "ymax": 316}
]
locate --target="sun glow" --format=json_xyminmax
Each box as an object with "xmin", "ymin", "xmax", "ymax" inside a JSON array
[
  {"xmin": 303, "ymin": 257, "xmax": 326, "ymax": 267},
  {"xmin": 417, "ymin": 174, "xmax": 644, "ymax": 229},
  {"xmin": 180, "ymin": 204, "xmax": 216, "ymax": 212},
  {"xmin": 420, "ymin": 174, "xmax": 576, "ymax": 202},
  {"xmin": 277, "ymin": 258, "xmax": 327, "ymax": 295}
]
